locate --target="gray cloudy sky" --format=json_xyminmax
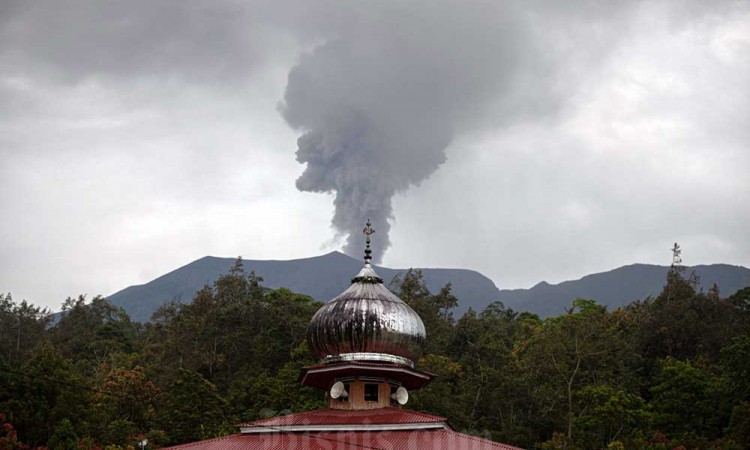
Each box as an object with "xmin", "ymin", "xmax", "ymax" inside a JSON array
[{"xmin": 1, "ymin": 0, "xmax": 749, "ymax": 311}]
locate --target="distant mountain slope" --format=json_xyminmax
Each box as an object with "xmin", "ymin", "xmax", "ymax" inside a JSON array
[
  {"xmin": 107, "ymin": 252, "xmax": 750, "ymax": 322},
  {"xmin": 107, "ymin": 252, "xmax": 503, "ymax": 322},
  {"xmin": 499, "ymin": 264, "xmax": 750, "ymax": 318}
]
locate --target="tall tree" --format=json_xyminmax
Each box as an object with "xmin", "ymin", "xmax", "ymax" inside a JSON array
[
  {"xmin": 51, "ymin": 295, "xmax": 136, "ymax": 373},
  {"xmin": 0, "ymin": 293, "xmax": 50, "ymax": 368},
  {"xmin": 391, "ymin": 269, "xmax": 457, "ymax": 355},
  {"xmin": 522, "ymin": 299, "xmax": 629, "ymax": 446}
]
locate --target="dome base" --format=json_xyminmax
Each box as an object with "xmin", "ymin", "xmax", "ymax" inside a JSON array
[{"xmin": 323, "ymin": 352, "xmax": 415, "ymax": 368}]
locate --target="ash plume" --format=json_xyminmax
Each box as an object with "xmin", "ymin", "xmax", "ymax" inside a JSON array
[
  {"xmin": 284, "ymin": 85, "xmax": 452, "ymax": 260},
  {"xmin": 278, "ymin": 1, "xmax": 634, "ymax": 261}
]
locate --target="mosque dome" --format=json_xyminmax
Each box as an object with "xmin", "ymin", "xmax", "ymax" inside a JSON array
[{"xmin": 307, "ymin": 220, "xmax": 426, "ymax": 367}]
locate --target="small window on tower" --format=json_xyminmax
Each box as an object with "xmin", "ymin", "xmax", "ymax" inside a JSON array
[{"xmin": 364, "ymin": 383, "xmax": 379, "ymax": 402}]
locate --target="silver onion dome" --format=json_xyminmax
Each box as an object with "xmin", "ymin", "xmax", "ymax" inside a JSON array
[{"xmin": 307, "ymin": 219, "xmax": 426, "ymax": 367}]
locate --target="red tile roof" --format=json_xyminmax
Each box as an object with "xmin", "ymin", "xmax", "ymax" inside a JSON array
[
  {"xmin": 164, "ymin": 429, "xmax": 524, "ymax": 449},
  {"xmin": 320, "ymin": 430, "xmax": 523, "ymax": 450},
  {"xmin": 165, "ymin": 408, "xmax": 524, "ymax": 449}
]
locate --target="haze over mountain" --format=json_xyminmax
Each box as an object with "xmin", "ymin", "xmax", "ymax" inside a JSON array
[{"xmin": 106, "ymin": 252, "xmax": 750, "ymax": 322}]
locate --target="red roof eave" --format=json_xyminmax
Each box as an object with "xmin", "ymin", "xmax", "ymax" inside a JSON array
[
  {"xmin": 164, "ymin": 429, "xmax": 525, "ymax": 450},
  {"xmin": 299, "ymin": 361, "xmax": 435, "ymax": 391}
]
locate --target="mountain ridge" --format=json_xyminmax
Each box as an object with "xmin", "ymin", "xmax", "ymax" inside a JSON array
[
  {"xmin": 498, "ymin": 262, "xmax": 750, "ymax": 317},
  {"xmin": 106, "ymin": 252, "xmax": 750, "ymax": 322},
  {"xmin": 108, "ymin": 251, "xmax": 503, "ymax": 322}
]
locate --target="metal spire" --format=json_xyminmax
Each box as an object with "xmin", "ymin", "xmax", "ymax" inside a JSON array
[{"xmin": 363, "ymin": 218, "xmax": 375, "ymax": 264}]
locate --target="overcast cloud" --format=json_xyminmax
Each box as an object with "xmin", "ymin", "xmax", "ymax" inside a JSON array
[{"xmin": 1, "ymin": 0, "xmax": 748, "ymax": 310}]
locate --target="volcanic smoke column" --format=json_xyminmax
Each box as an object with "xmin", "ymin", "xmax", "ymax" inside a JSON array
[
  {"xmin": 277, "ymin": 2, "xmax": 559, "ymax": 261},
  {"xmin": 279, "ymin": 39, "xmax": 455, "ymax": 262}
]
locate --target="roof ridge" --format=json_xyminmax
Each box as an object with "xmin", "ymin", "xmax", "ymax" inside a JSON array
[
  {"xmin": 439, "ymin": 428, "xmax": 524, "ymax": 449},
  {"xmin": 241, "ymin": 407, "xmax": 447, "ymax": 427},
  {"xmin": 163, "ymin": 434, "xmax": 241, "ymax": 448}
]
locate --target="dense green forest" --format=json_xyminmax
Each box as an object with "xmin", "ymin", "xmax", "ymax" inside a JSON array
[{"xmin": 1, "ymin": 256, "xmax": 749, "ymax": 449}]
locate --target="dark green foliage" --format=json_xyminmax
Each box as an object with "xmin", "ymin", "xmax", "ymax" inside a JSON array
[
  {"xmin": 649, "ymin": 358, "xmax": 722, "ymax": 438},
  {"xmin": 1, "ymin": 341, "xmax": 92, "ymax": 447},
  {"xmin": 1, "ymin": 256, "xmax": 748, "ymax": 449},
  {"xmin": 0, "ymin": 293, "xmax": 49, "ymax": 368},
  {"xmin": 573, "ymin": 385, "xmax": 650, "ymax": 449},
  {"xmin": 520, "ymin": 298, "xmax": 631, "ymax": 445},
  {"xmin": 51, "ymin": 295, "xmax": 139, "ymax": 373},
  {"xmin": 391, "ymin": 269, "xmax": 458, "ymax": 355},
  {"xmin": 730, "ymin": 286, "xmax": 750, "ymax": 303},
  {"xmin": 48, "ymin": 419, "xmax": 78, "ymax": 450},
  {"xmin": 636, "ymin": 270, "xmax": 738, "ymax": 364},
  {"xmin": 228, "ymin": 342, "xmax": 324, "ymax": 422},
  {"xmin": 728, "ymin": 401, "xmax": 750, "ymax": 449},
  {"xmin": 721, "ymin": 335, "xmax": 750, "ymax": 401},
  {"xmin": 408, "ymin": 354, "xmax": 465, "ymax": 422},
  {"xmin": 159, "ymin": 369, "xmax": 228, "ymax": 445},
  {"xmin": 142, "ymin": 260, "xmax": 321, "ymax": 391}
]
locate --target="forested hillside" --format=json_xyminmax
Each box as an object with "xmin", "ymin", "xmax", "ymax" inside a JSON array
[
  {"xmin": 104, "ymin": 251, "xmax": 750, "ymax": 322},
  {"xmin": 2, "ymin": 259, "xmax": 749, "ymax": 449},
  {"xmin": 106, "ymin": 251, "xmax": 502, "ymax": 322}
]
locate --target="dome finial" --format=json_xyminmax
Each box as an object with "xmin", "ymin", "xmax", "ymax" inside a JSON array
[{"xmin": 363, "ymin": 218, "xmax": 375, "ymax": 264}]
